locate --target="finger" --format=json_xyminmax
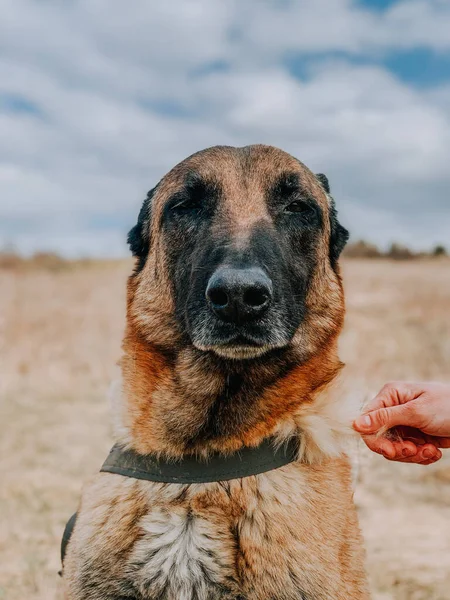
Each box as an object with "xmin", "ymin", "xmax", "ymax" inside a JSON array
[
  {"xmin": 431, "ymin": 437, "xmax": 450, "ymax": 449},
  {"xmin": 360, "ymin": 396, "xmax": 386, "ymax": 415},
  {"xmin": 383, "ymin": 447, "xmax": 442, "ymax": 464},
  {"xmin": 375, "ymin": 381, "xmax": 426, "ymax": 407},
  {"xmin": 360, "ymin": 435, "xmax": 421, "ymax": 461},
  {"xmin": 359, "ymin": 383, "xmax": 418, "ymax": 416},
  {"xmin": 404, "ymin": 453, "xmax": 442, "ymax": 466},
  {"xmin": 394, "ymin": 445, "xmax": 442, "ymax": 464},
  {"xmin": 388, "ymin": 439, "xmax": 419, "ymax": 459},
  {"xmin": 418, "ymin": 459, "xmax": 440, "ymax": 466},
  {"xmin": 362, "ymin": 434, "xmax": 442, "ymax": 463},
  {"xmin": 358, "ymin": 384, "xmax": 404, "ymax": 416},
  {"xmin": 419, "ymin": 444, "xmax": 442, "ymax": 461},
  {"xmin": 360, "ymin": 434, "xmax": 397, "ymax": 458},
  {"xmin": 353, "ymin": 403, "xmax": 413, "ymax": 435},
  {"xmin": 373, "ymin": 436, "xmax": 419, "ymax": 459}
]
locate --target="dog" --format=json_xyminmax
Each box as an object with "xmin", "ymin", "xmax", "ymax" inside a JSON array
[{"xmin": 61, "ymin": 144, "xmax": 369, "ymax": 599}]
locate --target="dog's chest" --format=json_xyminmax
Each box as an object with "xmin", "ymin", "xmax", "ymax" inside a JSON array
[
  {"xmin": 66, "ymin": 459, "xmax": 367, "ymax": 600},
  {"xmin": 120, "ymin": 463, "xmax": 350, "ymax": 599}
]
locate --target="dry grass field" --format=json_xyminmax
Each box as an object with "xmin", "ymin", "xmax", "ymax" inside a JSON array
[{"xmin": 1, "ymin": 258, "xmax": 450, "ymax": 600}]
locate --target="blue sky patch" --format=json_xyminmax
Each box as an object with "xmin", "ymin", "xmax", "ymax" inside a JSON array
[
  {"xmin": 0, "ymin": 94, "xmax": 42, "ymax": 117},
  {"xmin": 358, "ymin": 0, "xmax": 398, "ymax": 10},
  {"xmin": 285, "ymin": 48, "xmax": 450, "ymax": 88},
  {"xmin": 284, "ymin": 52, "xmax": 372, "ymax": 81},
  {"xmin": 383, "ymin": 48, "xmax": 450, "ymax": 87}
]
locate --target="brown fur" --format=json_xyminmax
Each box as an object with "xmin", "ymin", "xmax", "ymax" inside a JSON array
[{"xmin": 63, "ymin": 145, "xmax": 369, "ymax": 599}]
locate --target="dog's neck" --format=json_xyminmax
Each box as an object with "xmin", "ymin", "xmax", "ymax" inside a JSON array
[{"xmin": 114, "ymin": 322, "xmax": 355, "ymax": 462}]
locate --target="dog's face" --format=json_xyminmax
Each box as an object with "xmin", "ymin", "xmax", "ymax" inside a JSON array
[{"xmin": 128, "ymin": 145, "xmax": 348, "ymax": 362}]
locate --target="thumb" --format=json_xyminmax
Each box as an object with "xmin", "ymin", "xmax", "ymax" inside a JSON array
[{"xmin": 353, "ymin": 404, "xmax": 411, "ymax": 434}]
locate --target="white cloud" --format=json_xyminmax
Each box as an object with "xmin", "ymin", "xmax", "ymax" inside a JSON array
[
  {"xmin": 1, "ymin": 0, "xmax": 450, "ymax": 255},
  {"xmin": 244, "ymin": 0, "xmax": 450, "ymax": 57}
]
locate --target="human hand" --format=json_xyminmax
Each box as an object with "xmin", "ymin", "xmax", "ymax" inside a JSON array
[{"xmin": 353, "ymin": 381, "xmax": 450, "ymax": 465}]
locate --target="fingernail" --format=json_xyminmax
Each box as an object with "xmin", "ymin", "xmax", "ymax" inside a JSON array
[
  {"xmin": 356, "ymin": 415, "xmax": 371, "ymax": 429},
  {"xmin": 423, "ymin": 448, "xmax": 434, "ymax": 459}
]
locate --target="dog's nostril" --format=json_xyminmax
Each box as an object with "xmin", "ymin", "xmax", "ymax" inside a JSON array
[
  {"xmin": 206, "ymin": 267, "xmax": 272, "ymax": 323},
  {"xmin": 208, "ymin": 288, "xmax": 228, "ymax": 307},
  {"xmin": 243, "ymin": 288, "xmax": 268, "ymax": 308}
]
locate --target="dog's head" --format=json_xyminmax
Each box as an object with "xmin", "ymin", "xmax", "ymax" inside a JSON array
[{"xmin": 127, "ymin": 145, "xmax": 348, "ymax": 363}]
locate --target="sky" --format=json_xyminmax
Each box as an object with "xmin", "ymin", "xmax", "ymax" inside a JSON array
[{"xmin": 1, "ymin": 0, "xmax": 450, "ymax": 257}]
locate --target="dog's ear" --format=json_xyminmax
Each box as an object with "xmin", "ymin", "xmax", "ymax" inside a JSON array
[
  {"xmin": 127, "ymin": 187, "xmax": 155, "ymax": 268},
  {"xmin": 329, "ymin": 199, "xmax": 349, "ymax": 266},
  {"xmin": 315, "ymin": 173, "xmax": 330, "ymax": 194},
  {"xmin": 316, "ymin": 173, "xmax": 349, "ymax": 267}
]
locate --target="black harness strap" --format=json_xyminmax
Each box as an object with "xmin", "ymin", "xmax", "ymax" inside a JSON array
[
  {"xmin": 61, "ymin": 512, "xmax": 77, "ymax": 565},
  {"xmin": 60, "ymin": 437, "xmax": 299, "ymax": 566}
]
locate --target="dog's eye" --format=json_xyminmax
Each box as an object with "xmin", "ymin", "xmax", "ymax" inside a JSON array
[
  {"xmin": 170, "ymin": 179, "xmax": 210, "ymax": 214},
  {"xmin": 171, "ymin": 197, "xmax": 202, "ymax": 212},
  {"xmin": 284, "ymin": 199, "xmax": 314, "ymax": 215}
]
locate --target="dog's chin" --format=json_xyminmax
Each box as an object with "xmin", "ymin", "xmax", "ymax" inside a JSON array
[
  {"xmin": 192, "ymin": 339, "xmax": 288, "ymax": 360},
  {"xmin": 207, "ymin": 344, "xmax": 272, "ymax": 360}
]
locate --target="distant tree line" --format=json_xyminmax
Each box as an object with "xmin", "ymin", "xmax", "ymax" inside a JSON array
[
  {"xmin": 0, "ymin": 250, "xmax": 97, "ymax": 271},
  {"xmin": 344, "ymin": 240, "xmax": 448, "ymax": 259},
  {"xmin": 0, "ymin": 243, "xmax": 448, "ymax": 270}
]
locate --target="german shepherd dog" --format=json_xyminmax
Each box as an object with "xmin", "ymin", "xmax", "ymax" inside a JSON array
[{"xmin": 62, "ymin": 145, "xmax": 369, "ymax": 599}]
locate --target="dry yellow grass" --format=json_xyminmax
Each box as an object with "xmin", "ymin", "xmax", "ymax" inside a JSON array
[{"xmin": 1, "ymin": 258, "xmax": 449, "ymax": 600}]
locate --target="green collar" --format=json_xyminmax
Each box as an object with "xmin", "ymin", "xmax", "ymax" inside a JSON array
[{"xmin": 100, "ymin": 437, "xmax": 299, "ymax": 484}]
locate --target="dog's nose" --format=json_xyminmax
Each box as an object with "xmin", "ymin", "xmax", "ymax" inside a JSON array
[{"xmin": 206, "ymin": 267, "xmax": 272, "ymax": 324}]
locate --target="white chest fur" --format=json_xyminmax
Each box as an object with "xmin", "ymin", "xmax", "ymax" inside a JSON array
[{"xmin": 128, "ymin": 497, "xmax": 241, "ymax": 599}]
